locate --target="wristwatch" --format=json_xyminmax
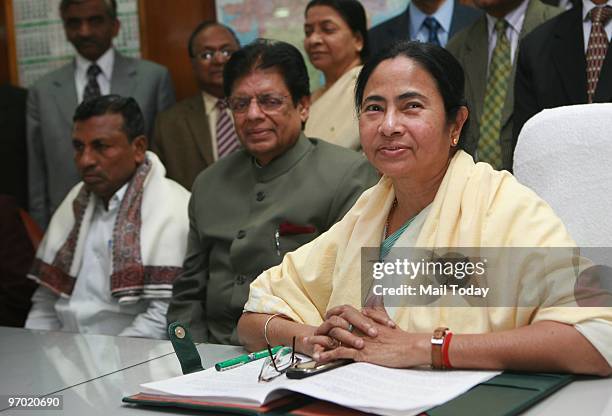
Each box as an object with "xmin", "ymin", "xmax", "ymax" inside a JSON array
[{"xmin": 431, "ymin": 327, "xmax": 450, "ymax": 369}]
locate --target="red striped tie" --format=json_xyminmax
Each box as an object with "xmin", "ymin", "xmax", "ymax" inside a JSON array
[
  {"xmin": 216, "ymin": 99, "xmax": 240, "ymax": 158},
  {"xmin": 586, "ymin": 6, "xmax": 612, "ymax": 103}
]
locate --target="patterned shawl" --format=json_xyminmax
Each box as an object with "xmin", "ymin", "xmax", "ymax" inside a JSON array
[{"xmin": 29, "ymin": 152, "xmax": 190, "ymax": 303}]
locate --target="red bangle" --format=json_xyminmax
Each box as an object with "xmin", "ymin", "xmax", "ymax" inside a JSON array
[{"xmin": 442, "ymin": 331, "xmax": 453, "ymax": 369}]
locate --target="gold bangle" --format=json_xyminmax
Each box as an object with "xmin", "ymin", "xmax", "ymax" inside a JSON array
[{"xmin": 264, "ymin": 313, "xmax": 282, "ymax": 345}]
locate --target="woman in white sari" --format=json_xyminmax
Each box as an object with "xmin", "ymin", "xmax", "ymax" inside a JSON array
[
  {"xmin": 303, "ymin": 0, "xmax": 367, "ymax": 150},
  {"xmin": 237, "ymin": 42, "xmax": 612, "ymax": 376}
]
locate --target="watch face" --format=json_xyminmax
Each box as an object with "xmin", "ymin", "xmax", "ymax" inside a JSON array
[{"xmin": 433, "ymin": 327, "xmax": 449, "ymax": 337}]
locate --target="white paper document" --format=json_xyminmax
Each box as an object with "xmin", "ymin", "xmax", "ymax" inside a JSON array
[{"xmin": 140, "ymin": 360, "xmax": 500, "ymax": 416}]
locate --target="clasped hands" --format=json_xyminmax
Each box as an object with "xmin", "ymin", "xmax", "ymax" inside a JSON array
[{"xmin": 303, "ymin": 304, "xmax": 430, "ymax": 368}]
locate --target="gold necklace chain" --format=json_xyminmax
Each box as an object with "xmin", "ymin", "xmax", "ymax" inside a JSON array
[{"xmin": 384, "ymin": 198, "xmax": 398, "ymax": 239}]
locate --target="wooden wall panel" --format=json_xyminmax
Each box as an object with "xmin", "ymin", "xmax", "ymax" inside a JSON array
[
  {"xmin": 0, "ymin": 0, "xmax": 15, "ymax": 85},
  {"xmin": 138, "ymin": 0, "xmax": 217, "ymax": 101}
]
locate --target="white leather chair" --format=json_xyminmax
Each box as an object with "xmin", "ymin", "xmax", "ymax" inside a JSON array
[{"xmin": 514, "ymin": 103, "xmax": 612, "ymax": 264}]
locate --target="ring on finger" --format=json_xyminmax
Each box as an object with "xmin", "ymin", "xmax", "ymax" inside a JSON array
[{"xmin": 347, "ymin": 323, "xmax": 354, "ymax": 333}]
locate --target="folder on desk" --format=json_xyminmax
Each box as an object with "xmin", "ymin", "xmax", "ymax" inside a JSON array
[
  {"xmin": 123, "ymin": 372, "xmax": 573, "ymax": 415},
  {"xmin": 123, "ymin": 393, "xmax": 369, "ymax": 415},
  {"xmin": 426, "ymin": 372, "xmax": 574, "ymax": 416}
]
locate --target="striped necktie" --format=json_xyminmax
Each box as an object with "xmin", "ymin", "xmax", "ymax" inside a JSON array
[
  {"xmin": 478, "ymin": 19, "xmax": 511, "ymax": 170},
  {"xmin": 586, "ymin": 6, "xmax": 612, "ymax": 103},
  {"xmin": 216, "ymin": 99, "xmax": 240, "ymax": 159},
  {"xmin": 83, "ymin": 64, "xmax": 101, "ymax": 102},
  {"xmin": 423, "ymin": 16, "xmax": 442, "ymax": 46}
]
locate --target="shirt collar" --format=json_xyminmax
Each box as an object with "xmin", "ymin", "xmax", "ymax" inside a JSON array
[
  {"xmin": 96, "ymin": 181, "xmax": 128, "ymax": 212},
  {"xmin": 485, "ymin": 0, "xmax": 529, "ymax": 38},
  {"xmin": 251, "ymin": 133, "xmax": 313, "ymax": 182},
  {"xmin": 409, "ymin": 0, "xmax": 454, "ymax": 38},
  {"xmin": 202, "ymin": 90, "xmax": 223, "ymax": 114},
  {"xmin": 75, "ymin": 47, "xmax": 115, "ymax": 81},
  {"xmin": 583, "ymin": 0, "xmax": 612, "ymax": 21}
]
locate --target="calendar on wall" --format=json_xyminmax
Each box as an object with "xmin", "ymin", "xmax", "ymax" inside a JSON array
[{"xmin": 12, "ymin": 0, "xmax": 141, "ymax": 87}]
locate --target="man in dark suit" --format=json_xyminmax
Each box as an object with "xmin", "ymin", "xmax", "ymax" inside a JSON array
[
  {"xmin": 153, "ymin": 22, "xmax": 240, "ymax": 190},
  {"xmin": 27, "ymin": 0, "xmax": 175, "ymax": 228},
  {"xmin": 0, "ymin": 84, "xmax": 28, "ymax": 209},
  {"xmin": 369, "ymin": 0, "xmax": 481, "ymax": 53},
  {"xmin": 514, "ymin": 0, "xmax": 612, "ymax": 142},
  {"xmin": 447, "ymin": 0, "xmax": 560, "ymax": 171}
]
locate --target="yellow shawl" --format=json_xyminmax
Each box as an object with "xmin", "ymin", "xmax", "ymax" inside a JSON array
[{"xmin": 244, "ymin": 151, "xmax": 611, "ymax": 334}]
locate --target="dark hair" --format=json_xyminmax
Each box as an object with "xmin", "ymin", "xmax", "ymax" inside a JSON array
[
  {"xmin": 60, "ymin": 0, "xmax": 117, "ymax": 19},
  {"xmin": 73, "ymin": 95, "xmax": 145, "ymax": 142},
  {"xmin": 355, "ymin": 41, "xmax": 469, "ymax": 147},
  {"xmin": 187, "ymin": 20, "xmax": 241, "ymax": 58},
  {"xmin": 223, "ymin": 39, "xmax": 310, "ymax": 104},
  {"xmin": 305, "ymin": 0, "xmax": 369, "ymax": 62}
]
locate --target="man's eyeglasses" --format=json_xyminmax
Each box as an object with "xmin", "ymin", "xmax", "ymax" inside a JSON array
[
  {"xmin": 258, "ymin": 336, "xmax": 301, "ymax": 382},
  {"xmin": 195, "ymin": 49, "xmax": 235, "ymax": 61},
  {"xmin": 227, "ymin": 94, "xmax": 290, "ymax": 114}
]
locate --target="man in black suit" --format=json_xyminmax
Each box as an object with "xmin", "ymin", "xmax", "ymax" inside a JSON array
[
  {"xmin": 0, "ymin": 84, "xmax": 28, "ymax": 209},
  {"xmin": 369, "ymin": 0, "xmax": 481, "ymax": 53},
  {"xmin": 514, "ymin": 0, "xmax": 612, "ymax": 141}
]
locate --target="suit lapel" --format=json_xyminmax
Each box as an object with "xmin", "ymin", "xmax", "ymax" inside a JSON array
[
  {"xmin": 110, "ymin": 51, "xmax": 137, "ymax": 96},
  {"xmin": 552, "ymin": 7, "xmax": 588, "ymax": 103},
  {"xmin": 501, "ymin": 0, "xmax": 546, "ymax": 129},
  {"xmin": 52, "ymin": 62, "xmax": 78, "ymax": 124},
  {"xmin": 449, "ymin": 0, "xmax": 478, "ymax": 37},
  {"xmin": 463, "ymin": 17, "xmax": 489, "ymax": 125},
  {"xmin": 185, "ymin": 96, "xmax": 215, "ymax": 166},
  {"xmin": 389, "ymin": 6, "xmax": 411, "ymax": 41},
  {"xmin": 499, "ymin": 0, "xmax": 563, "ymax": 130},
  {"xmin": 449, "ymin": 0, "xmax": 461, "ymax": 37},
  {"xmin": 519, "ymin": 0, "xmax": 552, "ymax": 39}
]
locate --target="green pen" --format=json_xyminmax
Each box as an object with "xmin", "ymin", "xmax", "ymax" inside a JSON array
[{"xmin": 215, "ymin": 346, "xmax": 283, "ymax": 371}]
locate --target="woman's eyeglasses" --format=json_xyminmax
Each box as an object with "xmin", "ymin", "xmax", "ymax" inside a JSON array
[{"xmin": 258, "ymin": 336, "xmax": 302, "ymax": 382}]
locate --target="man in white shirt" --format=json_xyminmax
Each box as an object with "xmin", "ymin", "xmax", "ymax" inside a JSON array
[
  {"xmin": 27, "ymin": 0, "xmax": 175, "ymax": 229},
  {"xmin": 25, "ymin": 95, "xmax": 190, "ymax": 339},
  {"xmin": 514, "ymin": 0, "xmax": 612, "ymax": 143},
  {"xmin": 153, "ymin": 21, "xmax": 241, "ymax": 190},
  {"xmin": 447, "ymin": 0, "xmax": 560, "ymax": 171}
]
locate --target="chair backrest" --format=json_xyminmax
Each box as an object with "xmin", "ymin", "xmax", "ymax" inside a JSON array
[
  {"xmin": 514, "ymin": 104, "xmax": 612, "ymax": 255},
  {"xmin": 18, "ymin": 208, "xmax": 44, "ymax": 251}
]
